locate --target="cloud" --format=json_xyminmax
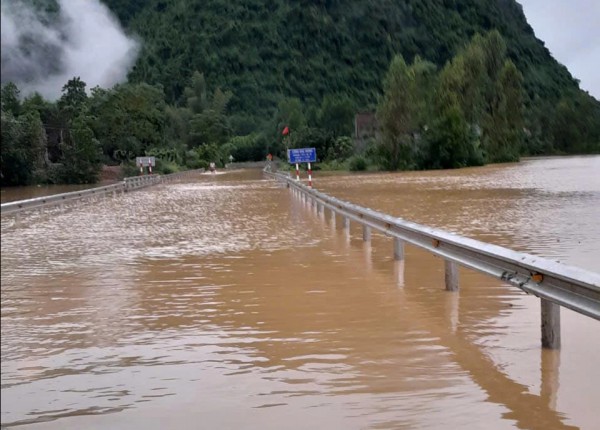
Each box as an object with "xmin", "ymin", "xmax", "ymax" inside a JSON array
[
  {"xmin": 1, "ymin": 0, "xmax": 140, "ymax": 100},
  {"xmin": 519, "ymin": 0, "xmax": 600, "ymax": 99}
]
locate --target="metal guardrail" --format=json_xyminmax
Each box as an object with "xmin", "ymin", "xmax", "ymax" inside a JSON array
[
  {"xmin": 1, "ymin": 169, "xmax": 207, "ymax": 216},
  {"xmin": 124, "ymin": 174, "xmax": 162, "ymax": 190},
  {"xmin": 1, "ymin": 174, "xmax": 161, "ymax": 215},
  {"xmin": 0, "ymin": 182, "xmax": 126, "ymax": 215},
  {"xmin": 267, "ymin": 170, "xmax": 600, "ymax": 348}
]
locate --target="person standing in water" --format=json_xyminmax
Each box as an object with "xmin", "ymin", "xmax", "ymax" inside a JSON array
[{"xmin": 266, "ymin": 153, "xmax": 273, "ymax": 171}]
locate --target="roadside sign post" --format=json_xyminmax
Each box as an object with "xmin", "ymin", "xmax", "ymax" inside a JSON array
[
  {"xmin": 136, "ymin": 156, "xmax": 156, "ymax": 176},
  {"xmin": 287, "ymin": 148, "xmax": 316, "ymax": 188}
]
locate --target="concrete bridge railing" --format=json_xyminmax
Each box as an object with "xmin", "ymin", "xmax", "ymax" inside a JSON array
[{"xmin": 266, "ymin": 170, "xmax": 600, "ymax": 349}]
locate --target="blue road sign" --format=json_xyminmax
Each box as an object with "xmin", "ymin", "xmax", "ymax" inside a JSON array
[{"xmin": 288, "ymin": 148, "xmax": 317, "ymax": 163}]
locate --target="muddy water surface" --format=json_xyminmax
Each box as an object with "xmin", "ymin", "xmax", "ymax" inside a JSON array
[{"xmin": 1, "ymin": 157, "xmax": 599, "ymax": 429}]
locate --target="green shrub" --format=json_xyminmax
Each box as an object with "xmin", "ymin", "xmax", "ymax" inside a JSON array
[
  {"xmin": 196, "ymin": 143, "xmax": 222, "ymax": 166},
  {"xmin": 156, "ymin": 159, "xmax": 180, "ymax": 174},
  {"xmin": 348, "ymin": 155, "xmax": 367, "ymax": 171},
  {"xmin": 121, "ymin": 161, "xmax": 141, "ymax": 178},
  {"xmin": 221, "ymin": 134, "xmax": 266, "ymax": 162},
  {"xmin": 184, "ymin": 149, "xmax": 204, "ymax": 169},
  {"xmin": 325, "ymin": 136, "xmax": 354, "ymax": 161}
]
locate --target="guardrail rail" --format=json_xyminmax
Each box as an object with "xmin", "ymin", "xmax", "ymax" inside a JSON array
[
  {"xmin": 1, "ymin": 169, "xmax": 204, "ymax": 217},
  {"xmin": 266, "ymin": 170, "xmax": 600, "ymax": 349}
]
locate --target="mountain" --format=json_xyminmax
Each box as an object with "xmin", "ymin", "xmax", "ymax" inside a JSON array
[{"xmin": 101, "ymin": 1, "xmax": 597, "ymax": 130}]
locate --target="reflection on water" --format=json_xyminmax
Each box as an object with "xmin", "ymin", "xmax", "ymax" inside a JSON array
[{"xmin": 1, "ymin": 158, "xmax": 599, "ymax": 429}]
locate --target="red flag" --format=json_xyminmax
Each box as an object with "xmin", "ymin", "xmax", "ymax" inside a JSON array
[{"xmin": 282, "ymin": 126, "xmax": 289, "ymax": 136}]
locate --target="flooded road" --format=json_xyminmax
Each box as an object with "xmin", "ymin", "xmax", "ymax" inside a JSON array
[
  {"xmin": 1, "ymin": 156, "xmax": 599, "ymax": 429},
  {"xmin": 0, "ymin": 184, "xmax": 102, "ymax": 204}
]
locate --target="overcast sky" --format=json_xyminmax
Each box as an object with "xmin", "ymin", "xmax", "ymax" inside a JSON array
[{"xmin": 519, "ymin": 0, "xmax": 599, "ymax": 99}]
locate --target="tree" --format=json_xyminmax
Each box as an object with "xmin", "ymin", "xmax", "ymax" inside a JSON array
[
  {"xmin": 424, "ymin": 96, "xmax": 482, "ymax": 169},
  {"xmin": 0, "ymin": 110, "xmax": 46, "ymax": 186},
  {"xmin": 89, "ymin": 83, "xmax": 168, "ymax": 162},
  {"xmin": 376, "ymin": 55, "xmax": 418, "ymax": 169},
  {"xmin": 270, "ymin": 97, "xmax": 307, "ymax": 155},
  {"xmin": 188, "ymin": 88, "xmax": 233, "ymax": 147},
  {"xmin": 435, "ymin": 31, "xmax": 524, "ymax": 164},
  {"xmin": 183, "ymin": 71, "xmax": 233, "ymax": 147},
  {"xmin": 274, "ymin": 98, "xmax": 306, "ymax": 133},
  {"xmin": 290, "ymin": 127, "xmax": 334, "ymax": 161},
  {"xmin": 1, "ymin": 83, "xmax": 21, "ymax": 116},
  {"xmin": 485, "ymin": 60, "xmax": 524, "ymax": 162},
  {"xmin": 58, "ymin": 116, "xmax": 102, "ymax": 184},
  {"xmin": 58, "ymin": 77, "xmax": 88, "ymax": 115},
  {"xmin": 552, "ymin": 92, "xmax": 600, "ymax": 154},
  {"xmin": 438, "ymin": 41, "xmax": 485, "ymax": 126},
  {"xmin": 409, "ymin": 56, "xmax": 438, "ymax": 129},
  {"xmin": 220, "ymin": 134, "xmax": 266, "ymax": 163},
  {"xmin": 184, "ymin": 71, "xmax": 209, "ymax": 114},
  {"xmin": 318, "ymin": 94, "xmax": 355, "ymax": 137}
]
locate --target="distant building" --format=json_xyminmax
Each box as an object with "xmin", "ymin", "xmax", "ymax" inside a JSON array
[{"xmin": 354, "ymin": 112, "xmax": 378, "ymax": 151}]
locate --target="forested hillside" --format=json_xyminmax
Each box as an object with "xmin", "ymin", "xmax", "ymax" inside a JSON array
[
  {"xmin": 103, "ymin": 0, "xmax": 599, "ymax": 149},
  {"xmin": 1, "ymin": 0, "xmax": 599, "ymax": 186}
]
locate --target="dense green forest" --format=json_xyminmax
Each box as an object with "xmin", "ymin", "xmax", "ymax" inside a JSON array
[{"xmin": 1, "ymin": 0, "xmax": 599, "ymax": 186}]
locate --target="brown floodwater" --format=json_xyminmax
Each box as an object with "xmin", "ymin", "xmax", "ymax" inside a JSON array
[
  {"xmin": 0, "ymin": 184, "xmax": 102, "ymax": 204},
  {"xmin": 1, "ymin": 156, "xmax": 599, "ymax": 429}
]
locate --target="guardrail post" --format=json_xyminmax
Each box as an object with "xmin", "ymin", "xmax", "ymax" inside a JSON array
[
  {"xmin": 330, "ymin": 208, "xmax": 336, "ymax": 226},
  {"xmin": 541, "ymin": 299, "xmax": 561, "ymax": 349},
  {"xmin": 445, "ymin": 260, "xmax": 459, "ymax": 291},
  {"xmin": 363, "ymin": 225, "xmax": 371, "ymax": 242},
  {"xmin": 344, "ymin": 217, "xmax": 351, "ymax": 242},
  {"xmin": 263, "ymin": 172, "xmax": 599, "ymax": 325},
  {"xmin": 394, "ymin": 238, "xmax": 405, "ymax": 260},
  {"xmin": 394, "ymin": 260, "xmax": 405, "ymax": 287}
]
